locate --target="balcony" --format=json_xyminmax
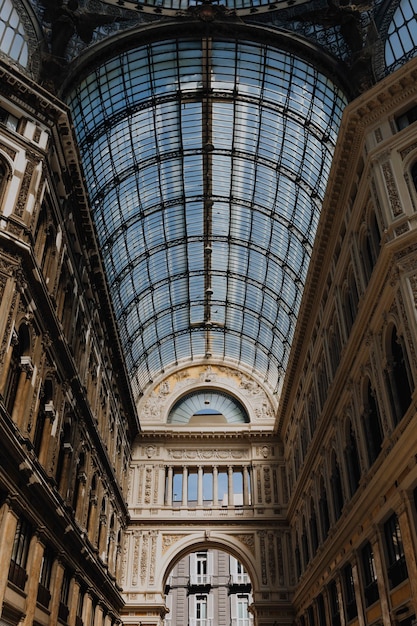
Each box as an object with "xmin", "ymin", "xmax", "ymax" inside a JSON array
[
  {"xmin": 230, "ymin": 572, "xmax": 250, "ymax": 585},
  {"xmin": 189, "ymin": 620, "xmax": 213, "ymax": 626},
  {"xmin": 189, "ymin": 574, "xmax": 212, "ymax": 586}
]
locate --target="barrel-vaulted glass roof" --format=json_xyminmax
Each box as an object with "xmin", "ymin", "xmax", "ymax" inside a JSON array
[{"xmin": 67, "ymin": 35, "xmax": 347, "ymax": 400}]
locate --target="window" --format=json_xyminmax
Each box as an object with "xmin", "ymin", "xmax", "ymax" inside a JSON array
[
  {"xmin": 384, "ymin": 513, "xmax": 408, "ymax": 588},
  {"xmin": 230, "ymin": 556, "xmax": 250, "ymax": 585},
  {"xmin": 317, "ymin": 594, "xmax": 327, "ymax": 626},
  {"xmin": 363, "ymin": 378, "xmax": 383, "ymax": 466},
  {"xmin": 37, "ymin": 546, "xmax": 53, "ymax": 607},
  {"xmin": 319, "ymin": 477, "xmax": 330, "ymax": 540},
  {"xmin": 345, "ymin": 421, "xmax": 361, "ymax": 497},
  {"xmin": 412, "ymin": 161, "xmax": 417, "ymax": 190},
  {"xmin": 385, "ymin": 325, "xmax": 412, "ymax": 425},
  {"xmin": 0, "ymin": 105, "xmax": 18, "ymax": 131},
  {"xmin": 385, "ymin": 0, "xmax": 417, "ymax": 71},
  {"xmin": 3, "ymin": 324, "xmax": 31, "ymax": 417},
  {"xmin": 190, "ymin": 551, "xmax": 211, "ymax": 586},
  {"xmin": 343, "ymin": 564, "xmax": 357, "ymax": 621},
  {"xmin": 330, "ymin": 452, "xmax": 343, "ymax": 521},
  {"xmin": 328, "ymin": 580, "xmax": 340, "ymax": 626},
  {"xmin": 396, "ymin": 104, "xmax": 417, "ymax": 130},
  {"xmin": 361, "ymin": 542, "xmax": 379, "ymax": 607},
  {"xmin": 59, "ymin": 568, "xmax": 71, "ymax": 622},
  {"xmin": 233, "ymin": 594, "xmax": 252, "ymax": 626},
  {"xmin": 194, "ymin": 594, "xmax": 208, "ymax": 626},
  {"xmin": 8, "ymin": 517, "xmax": 31, "ymax": 589},
  {"xmin": 33, "ymin": 379, "xmax": 54, "ymax": 458}
]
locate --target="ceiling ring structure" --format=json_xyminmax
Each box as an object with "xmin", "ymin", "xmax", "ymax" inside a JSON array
[{"xmin": 65, "ymin": 22, "xmax": 348, "ymax": 402}]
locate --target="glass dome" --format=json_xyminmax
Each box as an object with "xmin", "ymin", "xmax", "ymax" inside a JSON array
[{"xmin": 67, "ymin": 34, "xmax": 347, "ymax": 398}]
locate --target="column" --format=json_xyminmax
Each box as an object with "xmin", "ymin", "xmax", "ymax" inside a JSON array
[
  {"xmin": 0, "ymin": 501, "xmax": 18, "ymax": 616},
  {"xmin": 94, "ymin": 602, "xmax": 105, "ymax": 626},
  {"xmin": 166, "ymin": 467, "xmax": 173, "ymax": 506},
  {"xmin": 252, "ymin": 466, "xmax": 258, "ymax": 505},
  {"xmin": 213, "ymin": 466, "xmax": 218, "ymax": 507},
  {"xmin": 228, "ymin": 466, "xmax": 234, "ymax": 507},
  {"xmin": 398, "ymin": 496, "xmax": 417, "ymax": 613},
  {"xmin": 197, "ymin": 466, "xmax": 203, "ymax": 506},
  {"xmin": 335, "ymin": 577, "xmax": 346, "ymax": 626},
  {"xmin": 68, "ymin": 577, "xmax": 82, "ymax": 626},
  {"xmin": 11, "ymin": 359, "xmax": 33, "ymax": 429},
  {"xmin": 82, "ymin": 591, "xmax": 94, "ymax": 626},
  {"xmin": 243, "ymin": 466, "xmax": 250, "ymax": 506},
  {"xmin": 371, "ymin": 526, "xmax": 391, "ymax": 626},
  {"xmin": 21, "ymin": 533, "xmax": 45, "ymax": 626},
  {"xmin": 48, "ymin": 559, "xmax": 65, "ymax": 626},
  {"xmin": 182, "ymin": 466, "xmax": 188, "ymax": 506},
  {"xmin": 351, "ymin": 558, "xmax": 365, "ymax": 626}
]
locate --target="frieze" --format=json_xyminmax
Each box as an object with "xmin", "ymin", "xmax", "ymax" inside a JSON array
[
  {"xmin": 141, "ymin": 533, "xmax": 148, "ymax": 586},
  {"xmin": 259, "ymin": 531, "xmax": 267, "ymax": 585},
  {"xmin": 400, "ymin": 140, "xmax": 417, "ymax": 161},
  {"xmin": 144, "ymin": 467, "xmax": 152, "ymax": 505},
  {"xmin": 268, "ymin": 533, "xmax": 276, "ymax": 585},
  {"xmin": 404, "ymin": 173, "xmax": 417, "ymax": 212},
  {"xmin": 0, "ymin": 142, "xmax": 16, "ymax": 160},
  {"xmin": 236, "ymin": 533, "xmax": 255, "ymax": 556},
  {"xmin": 15, "ymin": 157, "xmax": 37, "ymax": 218},
  {"xmin": 167, "ymin": 448, "xmax": 249, "ymax": 460},
  {"xmin": 141, "ymin": 364, "xmax": 275, "ymax": 420},
  {"xmin": 381, "ymin": 161, "xmax": 402, "ymax": 217},
  {"xmin": 132, "ymin": 531, "xmax": 140, "ymax": 586},
  {"xmin": 162, "ymin": 534, "xmax": 183, "ymax": 554}
]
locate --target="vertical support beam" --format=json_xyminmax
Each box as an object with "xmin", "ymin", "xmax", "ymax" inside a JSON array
[
  {"xmin": 198, "ymin": 466, "xmax": 203, "ymax": 506},
  {"xmin": 166, "ymin": 466, "xmax": 173, "ymax": 506},
  {"xmin": 228, "ymin": 466, "xmax": 234, "ymax": 507},
  {"xmin": 21, "ymin": 533, "xmax": 45, "ymax": 626},
  {"xmin": 243, "ymin": 465, "xmax": 250, "ymax": 506},
  {"xmin": 0, "ymin": 501, "xmax": 18, "ymax": 617},
  {"xmin": 213, "ymin": 466, "xmax": 218, "ymax": 507},
  {"xmin": 182, "ymin": 466, "xmax": 188, "ymax": 507}
]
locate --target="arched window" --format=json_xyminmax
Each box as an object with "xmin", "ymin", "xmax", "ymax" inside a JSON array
[
  {"xmin": 328, "ymin": 319, "xmax": 342, "ymax": 378},
  {"xmin": 361, "ymin": 210, "xmax": 380, "ymax": 285},
  {"xmin": 33, "ymin": 378, "xmax": 53, "ymax": 458},
  {"xmin": 72, "ymin": 451, "xmax": 86, "ymax": 514},
  {"xmin": 318, "ymin": 476, "xmax": 330, "ymax": 540},
  {"xmin": 0, "ymin": 158, "xmax": 9, "ymax": 202},
  {"xmin": 55, "ymin": 418, "xmax": 73, "ymax": 497},
  {"xmin": 3, "ymin": 324, "xmax": 31, "ymax": 418},
  {"xmin": 330, "ymin": 451, "xmax": 343, "ymax": 521},
  {"xmin": 412, "ymin": 161, "xmax": 417, "ymax": 190},
  {"xmin": 342, "ymin": 269, "xmax": 359, "ymax": 338},
  {"xmin": 345, "ymin": 420, "xmax": 361, "ymax": 497},
  {"xmin": 385, "ymin": 325, "xmax": 413, "ymax": 425},
  {"xmin": 363, "ymin": 378, "xmax": 383, "ymax": 466}
]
